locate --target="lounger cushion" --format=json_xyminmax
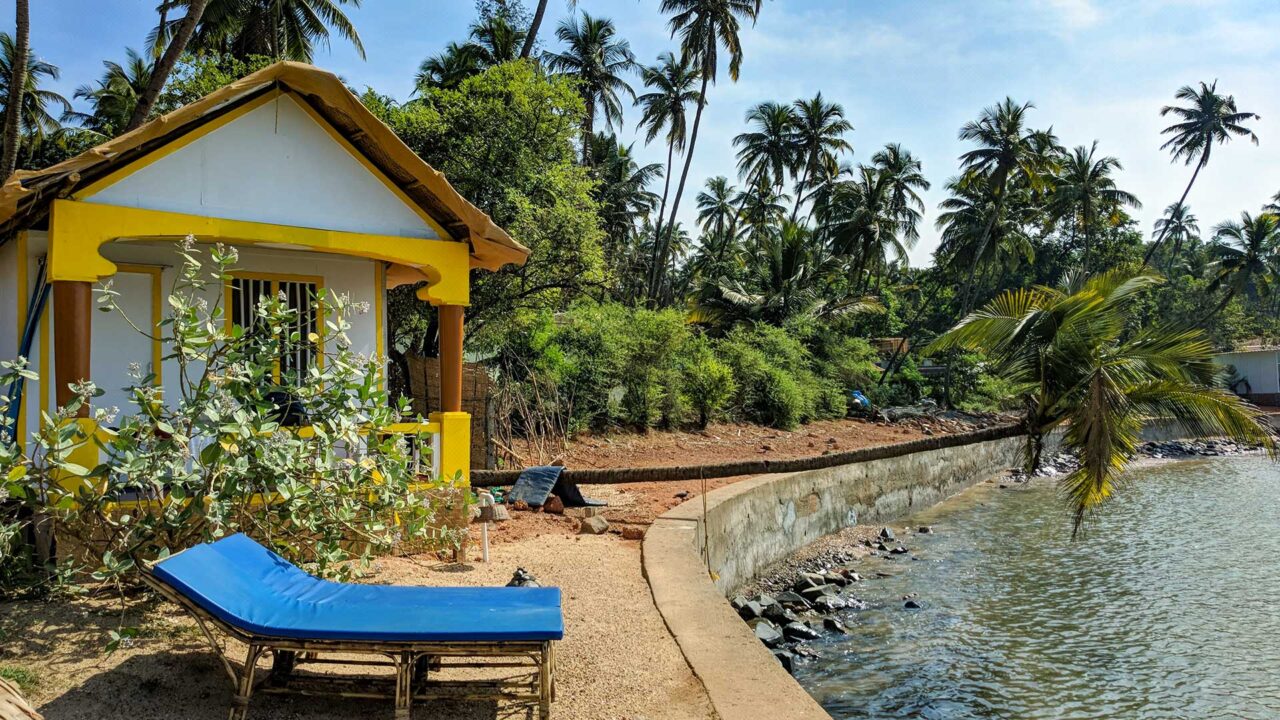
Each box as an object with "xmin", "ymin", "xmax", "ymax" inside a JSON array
[{"xmin": 151, "ymin": 534, "xmax": 564, "ymax": 642}]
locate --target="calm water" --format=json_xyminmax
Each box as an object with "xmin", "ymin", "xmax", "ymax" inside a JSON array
[{"xmin": 794, "ymin": 456, "xmax": 1280, "ymax": 719}]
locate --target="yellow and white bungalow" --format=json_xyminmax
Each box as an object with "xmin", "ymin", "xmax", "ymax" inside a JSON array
[{"xmin": 0, "ymin": 61, "xmax": 528, "ymax": 482}]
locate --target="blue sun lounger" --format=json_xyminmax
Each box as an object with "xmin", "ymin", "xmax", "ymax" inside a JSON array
[{"xmin": 142, "ymin": 533, "xmax": 562, "ymax": 720}]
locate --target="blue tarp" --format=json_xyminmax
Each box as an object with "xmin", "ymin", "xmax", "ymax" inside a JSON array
[
  {"xmin": 151, "ymin": 534, "xmax": 563, "ymax": 642},
  {"xmin": 507, "ymin": 465, "xmax": 564, "ymax": 507}
]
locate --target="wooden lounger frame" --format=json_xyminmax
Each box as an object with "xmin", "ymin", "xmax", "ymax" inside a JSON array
[{"xmin": 141, "ymin": 561, "xmax": 556, "ymax": 720}]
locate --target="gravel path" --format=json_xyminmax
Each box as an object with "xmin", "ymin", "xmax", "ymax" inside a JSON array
[{"xmin": 4, "ymin": 534, "xmax": 715, "ymax": 720}]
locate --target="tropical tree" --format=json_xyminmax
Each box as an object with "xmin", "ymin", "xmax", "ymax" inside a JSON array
[
  {"xmin": 734, "ymin": 174, "xmax": 788, "ymax": 248},
  {"xmin": 542, "ymin": 11, "xmax": 636, "ymax": 165},
  {"xmin": 928, "ymin": 269, "xmax": 1276, "ymax": 535},
  {"xmin": 1205, "ymin": 212, "xmax": 1279, "ymax": 321},
  {"xmin": 0, "ymin": 34, "xmax": 70, "ymax": 165},
  {"xmin": 70, "ymin": 49, "xmax": 155, "ymax": 136},
  {"xmin": 587, "ymin": 132, "xmax": 662, "ymax": 266},
  {"xmin": 520, "ymin": 0, "xmax": 577, "ymax": 58},
  {"xmin": 1047, "ymin": 141, "xmax": 1141, "ymax": 272},
  {"xmin": 653, "ymin": 0, "xmax": 763, "ymax": 303},
  {"xmin": 416, "ymin": 15, "xmax": 527, "ymax": 92},
  {"xmin": 173, "ymin": 0, "xmax": 365, "ymax": 63},
  {"xmin": 871, "ymin": 143, "xmax": 930, "ymax": 246},
  {"xmin": 635, "ymin": 52, "xmax": 700, "ymax": 256},
  {"xmin": 789, "ymin": 92, "xmax": 853, "ymax": 220},
  {"xmin": 1152, "ymin": 202, "xmax": 1201, "ymax": 269},
  {"xmin": 1264, "ymin": 191, "xmax": 1280, "ymax": 216},
  {"xmin": 954, "ymin": 98, "xmax": 1056, "ymax": 314},
  {"xmin": 1144, "ymin": 81, "xmax": 1259, "ymax": 265},
  {"xmin": 698, "ymin": 221, "xmax": 881, "ymax": 326},
  {"xmin": 732, "ymin": 100, "xmax": 798, "ymax": 193},
  {"xmin": 128, "ymin": 0, "xmax": 209, "ymax": 132},
  {"xmin": 695, "ymin": 175, "xmax": 739, "ymax": 268},
  {"xmin": 0, "ymin": 0, "xmax": 28, "ymax": 178}
]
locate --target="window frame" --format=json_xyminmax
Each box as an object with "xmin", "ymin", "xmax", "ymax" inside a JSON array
[{"xmin": 223, "ymin": 271, "xmax": 326, "ymax": 385}]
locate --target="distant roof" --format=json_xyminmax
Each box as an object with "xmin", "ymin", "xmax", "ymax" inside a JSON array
[
  {"xmin": 0, "ymin": 61, "xmax": 528, "ymax": 271},
  {"xmin": 1218, "ymin": 340, "xmax": 1280, "ymax": 354}
]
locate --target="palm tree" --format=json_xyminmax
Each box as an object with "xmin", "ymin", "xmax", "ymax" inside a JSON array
[
  {"xmin": 696, "ymin": 175, "xmax": 739, "ymax": 267},
  {"xmin": 1264, "ymin": 191, "xmax": 1280, "ymax": 216},
  {"xmin": 928, "ymin": 269, "xmax": 1276, "ymax": 535},
  {"xmin": 955, "ymin": 98, "xmax": 1056, "ymax": 314},
  {"xmin": 70, "ymin": 50, "xmax": 154, "ymax": 136},
  {"xmin": 1152, "ymin": 202, "xmax": 1200, "ymax": 269},
  {"xmin": 1205, "ymin": 212, "xmax": 1279, "ymax": 321},
  {"xmin": 789, "ymin": 92, "xmax": 853, "ymax": 220},
  {"xmin": 176, "ymin": 0, "xmax": 364, "ymax": 62},
  {"xmin": 0, "ymin": 34, "xmax": 70, "ymax": 166},
  {"xmin": 1047, "ymin": 141, "xmax": 1141, "ymax": 273},
  {"xmin": 416, "ymin": 15, "xmax": 527, "ymax": 92},
  {"xmin": 734, "ymin": 174, "xmax": 789, "ymax": 249},
  {"xmin": 732, "ymin": 101, "xmax": 799, "ymax": 193},
  {"xmin": 653, "ymin": 0, "xmax": 763, "ymax": 303},
  {"xmin": 542, "ymin": 11, "xmax": 636, "ymax": 165},
  {"xmin": 588, "ymin": 133, "xmax": 663, "ymax": 265},
  {"xmin": 0, "ymin": 0, "xmax": 28, "ymax": 178},
  {"xmin": 1144, "ymin": 81, "xmax": 1259, "ymax": 265},
  {"xmin": 128, "ymin": 0, "xmax": 209, "ymax": 132},
  {"xmin": 520, "ymin": 0, "xmax": 577, "ymax": 59},
  {"xmin": 871, "ymin": 143, "xmax": 930, "ymax": 246},
  {"xmin": 698, "ymin": 221, "xmax": 881, "ymax": 326},
  {"xmin": 635, "ymin": 52, "xmax": 700, "ymax": 259}
]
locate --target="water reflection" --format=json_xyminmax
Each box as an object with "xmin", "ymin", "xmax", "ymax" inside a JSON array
[{"xmin": 794, "ymin": 457, "xmax": 1280, "ymax": 720}]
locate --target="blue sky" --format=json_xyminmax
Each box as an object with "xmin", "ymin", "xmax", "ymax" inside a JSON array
[{"xmin": 7, "ymin": 0, "xmax": 1280, "ymax": 266}]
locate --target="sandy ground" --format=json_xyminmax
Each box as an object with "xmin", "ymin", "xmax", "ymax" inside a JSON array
[{"xmin": 1, "ymin": 533, "xmax": 715, "ymax": 720}]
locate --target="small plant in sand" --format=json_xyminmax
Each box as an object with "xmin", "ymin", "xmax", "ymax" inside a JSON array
[{"xmin": 0, "ymin": 238, "xmax": 467, "ymax": 598}]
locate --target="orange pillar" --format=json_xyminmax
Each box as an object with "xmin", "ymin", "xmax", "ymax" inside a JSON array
[
  {"xmin": 438, "ymin": 304, "xmax": 464, "ymax": 413},
  {"xmin": 53, "ymin": 280, "xmax": 92, "ymax": 416}
]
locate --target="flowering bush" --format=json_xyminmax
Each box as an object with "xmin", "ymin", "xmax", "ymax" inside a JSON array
[{"xmin": 1, "ymin": 239, "xmax": 465, "ymax": 595}]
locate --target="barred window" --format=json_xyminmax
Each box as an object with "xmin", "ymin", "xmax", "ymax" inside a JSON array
[{"xmin": 229, "ymin": 275, "xmax": 320, "ymax": 385}]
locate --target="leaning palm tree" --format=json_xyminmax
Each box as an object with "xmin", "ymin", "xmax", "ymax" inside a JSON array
[
  {"xmin": 70, "ymin": 49, "xmax": 154, "ymax": 136},
  {"xmin": 635, "ymin": 52, "xmax": 700, "ymax": 258},
  {"xmin": 928, "ymin": 269, "xmax": 1276, "ymax": 535},
  {"xmin": 0, "ymin": 34, "xmax": 70, "ymax": 165},
  {"xmin": 1152, "ymin": 202, "xmax": 1201, "ymax": 270},
  {"xmin": 520, "ymin": 0, "xmax": 577, "ymax": 59},
  {"xmin": 128, "ymin": 0, "xmax": 208, "ymax": 131},
  {"xmin": 542, "ymin": 11, "xmax": 636, "ymax": 165},
  {"xmin": 653, "ymin": 0, "xmax": 762, "ymax": 303},
  {"xmin": 1205, "ymin": 212, "xmax": 1280, "ymax": 321},
  {"xmin": 1047, "ymin": 141, "xmax": 1141, "ymax": 273},
  {"xmin": 789, "ymin": 92, "xmax": 853, "ymax": 220},
  {"xmin": 0, "ymin": 0, "xmax": 27, "ymax": 178},
  {"xmin": 955, "ymin": 98, "xmax": 1057, "ymax": 314},
  {"xmin": 1144, "ymin": 81, "xmax": 1259, "ymax": 265}
]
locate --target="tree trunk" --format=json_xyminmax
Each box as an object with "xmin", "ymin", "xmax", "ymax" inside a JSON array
[
  {"xmin": 0, "ymin": 0, "xmax": 30, "ymax": 179},
  {"xmin": 127, "ymin": 0, "xmax": 209, "ymax": 132},
  {"xmin": 1142, "ymin": 157, "xmax": 1205, "ymax": 267},
  {"xmin": 581, "ymin": 96, "xmax": 594, "ymax": 166},
  {"xmin": 1201, "ymin": 288, "xmax": 1236, "ymax": 325},
  {"xmin": 958, "ymin": 188, "xmax": 1006, "ymax": 317},
  {"xmin": 520, "ymin": 0, "xmax": 549, "ymax": 59},
  {"xmin": 649, "ymin": 73, "xmax": 708, "ymax": 304},
  {"xmin": 789, "ymin": 160, "xmax": 811, "ymax": 224},
  {"xmin": 651, "ymin": 139, "xmax": 676, "ymax": 259}
]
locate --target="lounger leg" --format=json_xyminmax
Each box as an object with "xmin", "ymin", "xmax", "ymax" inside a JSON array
[
  {"xmin": 394, "ymin": 652, "xmax": 413, "ymax": 720},
  {"xmin": 229, "ymin": 644, "xmax": 263, "ymax": 720},
  {"xmin": 538, "ymin": 641, "xmax": 553, "ymax": 720},
  {"xmin": 269, "ymin": 650, "xmax": 296, "ymax": 686}
]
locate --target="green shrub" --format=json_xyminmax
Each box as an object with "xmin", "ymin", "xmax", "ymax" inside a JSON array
[
  {"xmin": 714, "ymin": 325, "xmax": 840, "ymax": 429},
  {"xmin": 680, "ymin": 337, "xmax": 736, "ymax": 429}
]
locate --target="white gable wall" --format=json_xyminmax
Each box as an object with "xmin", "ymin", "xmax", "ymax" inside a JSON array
[
  {"xmin": 1216, "ymin": 350, "xmax": 1280, "ymax": 394},
  {"xmin": 83, "ymin": 94, "xmax": 438, "ymax": 239}
]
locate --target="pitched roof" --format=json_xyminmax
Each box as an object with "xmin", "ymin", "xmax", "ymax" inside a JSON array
[{"xmin": 0, "ymin": 61, "xmax": 528, "ymax": 270}]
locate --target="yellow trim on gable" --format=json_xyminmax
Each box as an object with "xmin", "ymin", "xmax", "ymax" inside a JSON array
[
  {"xmin": 289, "ymin": 94, "xmax": 452, "ymax": 241},
  {"xmin": 114, "ymin": 263, "xmax": 165, "ymax": 386},
  {"xmin": 47, "ymin": 200, "xmax": 469, "ymax": 305},
  {"xmin": 72, "ymin": 89, "xmax": 285, "ymax": 201},
  {"xmin": 14, "ymin": 231, "xmax": 27, "ymax": 448}
]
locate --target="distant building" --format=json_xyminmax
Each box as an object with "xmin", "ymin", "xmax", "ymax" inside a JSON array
[{"xmin": 1215, "ymin": 342, "xmax": 1280, "ymax": 407}]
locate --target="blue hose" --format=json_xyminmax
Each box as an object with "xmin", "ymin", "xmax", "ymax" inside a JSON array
[{"xmin": 3, "ymin": 256, "xmax": 50, "ymax": 442}]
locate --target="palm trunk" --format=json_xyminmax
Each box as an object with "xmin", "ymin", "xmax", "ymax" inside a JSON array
[
  {"xmin": 1081, "ymin": 199, "xmax": 1092, "ymax": 275},
  {"xmin": 127, "ymin": 0, "xmax": 209, "ymax": 132},
  {"xmin": 650, "ymin": 74, "xmax": 709, "ymax": 304},
  {"xmin": 581, "ymin": 97, "xmax": 594, "ymax": 166},
  {"xmin": 789, "ymin": 160, "xmax": 811, "ymax": 224},
  {"xmin": 651, "ymin": 139, "xmax": 676, "ymax": 257},
  {"xmin": 1202, "ymin": 288, "xmax": 1236, "ymax": 325},
  {"xmin": 959, "ymin": 189, "xmax": 1006, "ymax": 317},
  {"xmin": 520, "ymin": 0, "xmax": 550, "ymax": 59},
  {"xmin": 1143, "ymin": 157, "xmax": 1205, "ymax": 267},
  {"xmin": 0, "ymin": 0, "xmax": 30, "ymax": 179}
]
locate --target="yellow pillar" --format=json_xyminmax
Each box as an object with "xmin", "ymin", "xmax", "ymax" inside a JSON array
[{"xmin": 430, "ymin": 411, "xmax": 471, "ymax": 482}]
